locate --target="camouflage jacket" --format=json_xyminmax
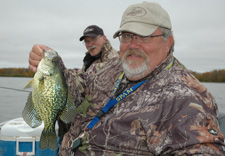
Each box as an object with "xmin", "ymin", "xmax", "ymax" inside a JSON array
[
  {"xmin": 58, "ymin": 40, "xmax": 119, "ymax": 143},
  {"xmin": 58, "ymin": 52, "xmax": 225, "ymax": 155}
]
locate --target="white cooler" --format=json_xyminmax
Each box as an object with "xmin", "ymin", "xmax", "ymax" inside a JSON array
[{"xmin": 0, "ymin": 118, "xmax": 59, "ymax": 156}]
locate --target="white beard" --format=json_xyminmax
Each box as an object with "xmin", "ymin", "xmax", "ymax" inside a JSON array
[{"xmin": 121, "ymin": 49, "xmax": 150, "ymax": 80}]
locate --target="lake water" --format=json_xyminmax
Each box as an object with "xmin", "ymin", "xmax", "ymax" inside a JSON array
[{"xmin": 0, "ymin": 77, "xmax": 224, "ymax": 123}]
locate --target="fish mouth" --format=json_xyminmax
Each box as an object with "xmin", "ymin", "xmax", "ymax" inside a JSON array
[{"xmin": 43, "ymin": 49, "xmax": 58, "ymax": 61}]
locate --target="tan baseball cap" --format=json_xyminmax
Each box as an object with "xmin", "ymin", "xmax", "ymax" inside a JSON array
[{"xmin": 113, "ymin": 2, "xmax": 172, "ymax": 38}]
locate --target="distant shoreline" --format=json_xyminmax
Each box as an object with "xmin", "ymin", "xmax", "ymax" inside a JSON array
[
  {"xmin": 0, "ymin": 75, "xmax": 33, "ymax": 77},
  {"xmin": 0, "ymin": 68, "xmax": 34, "ymax": 78},
  {"xmin": 0, "ymin": 68, "xmax": 225, "ymax": 82}
]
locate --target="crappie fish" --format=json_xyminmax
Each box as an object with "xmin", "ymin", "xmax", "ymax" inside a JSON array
[{"xmin": 22, "ymin": 49, "xmax": 76, "ymax": 150}]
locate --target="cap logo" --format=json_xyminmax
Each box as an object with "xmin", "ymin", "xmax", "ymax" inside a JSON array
[
  {"xmin": 125, "ymin": 7, "xmax": 146, "ymax": 17},
  {"xmin": 84, "ymin": 28, "xmax": 94, "ymax": 33}
]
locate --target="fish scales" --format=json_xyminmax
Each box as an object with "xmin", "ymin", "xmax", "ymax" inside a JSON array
[{"xmin": 22, "ymin": 49, "xmax": 77, "ymax": 150}]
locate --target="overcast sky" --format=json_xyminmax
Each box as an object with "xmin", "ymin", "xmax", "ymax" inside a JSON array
[{"xmin": 0, "ymin": 0, "xmax": 225, "ymax": 73}]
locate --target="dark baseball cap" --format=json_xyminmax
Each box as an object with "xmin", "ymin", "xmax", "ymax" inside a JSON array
[{"xmin": 79, "ymin": 25, "xmax": 104, "ymax": 41}]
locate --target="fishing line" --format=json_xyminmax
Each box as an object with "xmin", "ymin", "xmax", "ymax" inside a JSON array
[{"xmin": 0, "ymin": 86, "xmax": 31, "ymax": 93}]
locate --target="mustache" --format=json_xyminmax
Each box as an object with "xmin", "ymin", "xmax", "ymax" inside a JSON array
[
  {"xmin": 122, "ymin": 49, "xmax": 147, "ymax": 60},
  {"xmin": 87, "ymin": 46, "xmax": 97, "ymax": 53},
  {"xmin": 87, "ymin": 46, "xmax": 96, "ymax": 51}
]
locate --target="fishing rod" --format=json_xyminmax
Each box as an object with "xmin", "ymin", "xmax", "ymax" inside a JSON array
[{"xmin": 0, "ymin": 86, "xmax": 31, "ymax": 93}]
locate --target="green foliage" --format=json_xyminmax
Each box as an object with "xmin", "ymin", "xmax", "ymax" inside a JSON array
[
  {"xmin": 0, "ymin": 68, "xmax": 34, "ymax": 77},
  {"xmin": 192, "ymin": 69, "xmax": 225, "ymax": 82}
]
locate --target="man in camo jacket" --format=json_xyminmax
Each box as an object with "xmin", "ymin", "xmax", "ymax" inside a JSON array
[
  {"xmin": 58, "ymin": 2, "xmax": 225, "ymax": 155},
  {"xmin": 57, "ymin": 25, "xmax": 119, "ymax": 143},
  {"xmin": 79, "ymin": 25, "xmax": 119, "ymax": 72},
  {"xmin": 29, "ymin": 2, "xmax": 225, "ymax": 155}
]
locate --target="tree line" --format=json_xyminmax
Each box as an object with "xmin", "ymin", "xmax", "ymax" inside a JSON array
[
  {"xmin": 192, "ymin": 69, "xmax": 225, "ymax": 82},
  {"xmin": 0, "ymin": 68, "xmax": 225, "ymax": 82},
  {"xmin": 0, "ymin": 68, "xmax": 34, "ymax": 77}
]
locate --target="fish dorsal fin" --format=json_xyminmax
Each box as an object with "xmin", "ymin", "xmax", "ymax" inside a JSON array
[
  {"xmin": 60, "ymin": 89, "xmax": 77, "ymax": 123},
  {"xmin": 24, "ymin": 79, "xmax": 34, "ymax": 89},
  {"xmin": 22, "ymin": 92, "xmax": 42, "ymax": 128}
]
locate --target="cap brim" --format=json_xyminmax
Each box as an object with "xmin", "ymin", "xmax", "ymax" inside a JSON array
[
  {"xmin": 79, "ymin": 34, "xmax": 98, "ymax": 41},
  {"xmin": 113, "ymin": 22, "xmax": 158, "ymax": 38}
]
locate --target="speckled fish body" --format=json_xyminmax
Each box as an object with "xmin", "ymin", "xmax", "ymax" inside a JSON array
[{"xmin": 22, "ymin": 49, "xmax": 76, "ymax": 150}]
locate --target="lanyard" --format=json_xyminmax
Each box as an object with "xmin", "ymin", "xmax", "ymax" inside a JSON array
[{"xmin": 87, "ymin": 73, "xmax": 146, "ymax": 129}]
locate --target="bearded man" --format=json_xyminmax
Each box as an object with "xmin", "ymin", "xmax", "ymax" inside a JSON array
[{"xmin": 28, "ymin": 2, "xmax": 225, "ymax": 155}]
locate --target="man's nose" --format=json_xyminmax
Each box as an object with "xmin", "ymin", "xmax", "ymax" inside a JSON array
[{"xmin": 129, "ymin": 36, "xmax": 140, "ymax": 49}]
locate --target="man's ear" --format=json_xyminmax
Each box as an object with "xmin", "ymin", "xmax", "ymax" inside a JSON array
[
  {"xmin": 103, "ymin": 35, "xmax": 107, "ymax": 41},
  {"xmin": 166, "ymin": 36, "xmax": 174, "ymax": 53}
]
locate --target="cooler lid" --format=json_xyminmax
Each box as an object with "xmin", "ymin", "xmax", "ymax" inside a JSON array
[{"xmin": 0, "ymin": 117, "xmax": 58, "ymax": 137}]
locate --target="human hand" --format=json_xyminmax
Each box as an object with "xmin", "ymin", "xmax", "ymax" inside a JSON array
[{"xmin": 28, "ymin": 44, "xmax": 51, "ymax": 72}]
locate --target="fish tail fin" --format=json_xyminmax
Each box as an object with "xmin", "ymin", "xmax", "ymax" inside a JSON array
[{"xmin": 39, "ymin": 127, "xmax": 57, "ymax": 150}]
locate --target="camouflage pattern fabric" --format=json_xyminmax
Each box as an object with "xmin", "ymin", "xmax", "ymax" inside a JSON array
[
  {"xmin": 58, "ymin": 52, "xmax": 225, "ymax": 155},
  {"xmin": 57, "ymin": 40, "xmax": 119, "ymax": 144}
]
